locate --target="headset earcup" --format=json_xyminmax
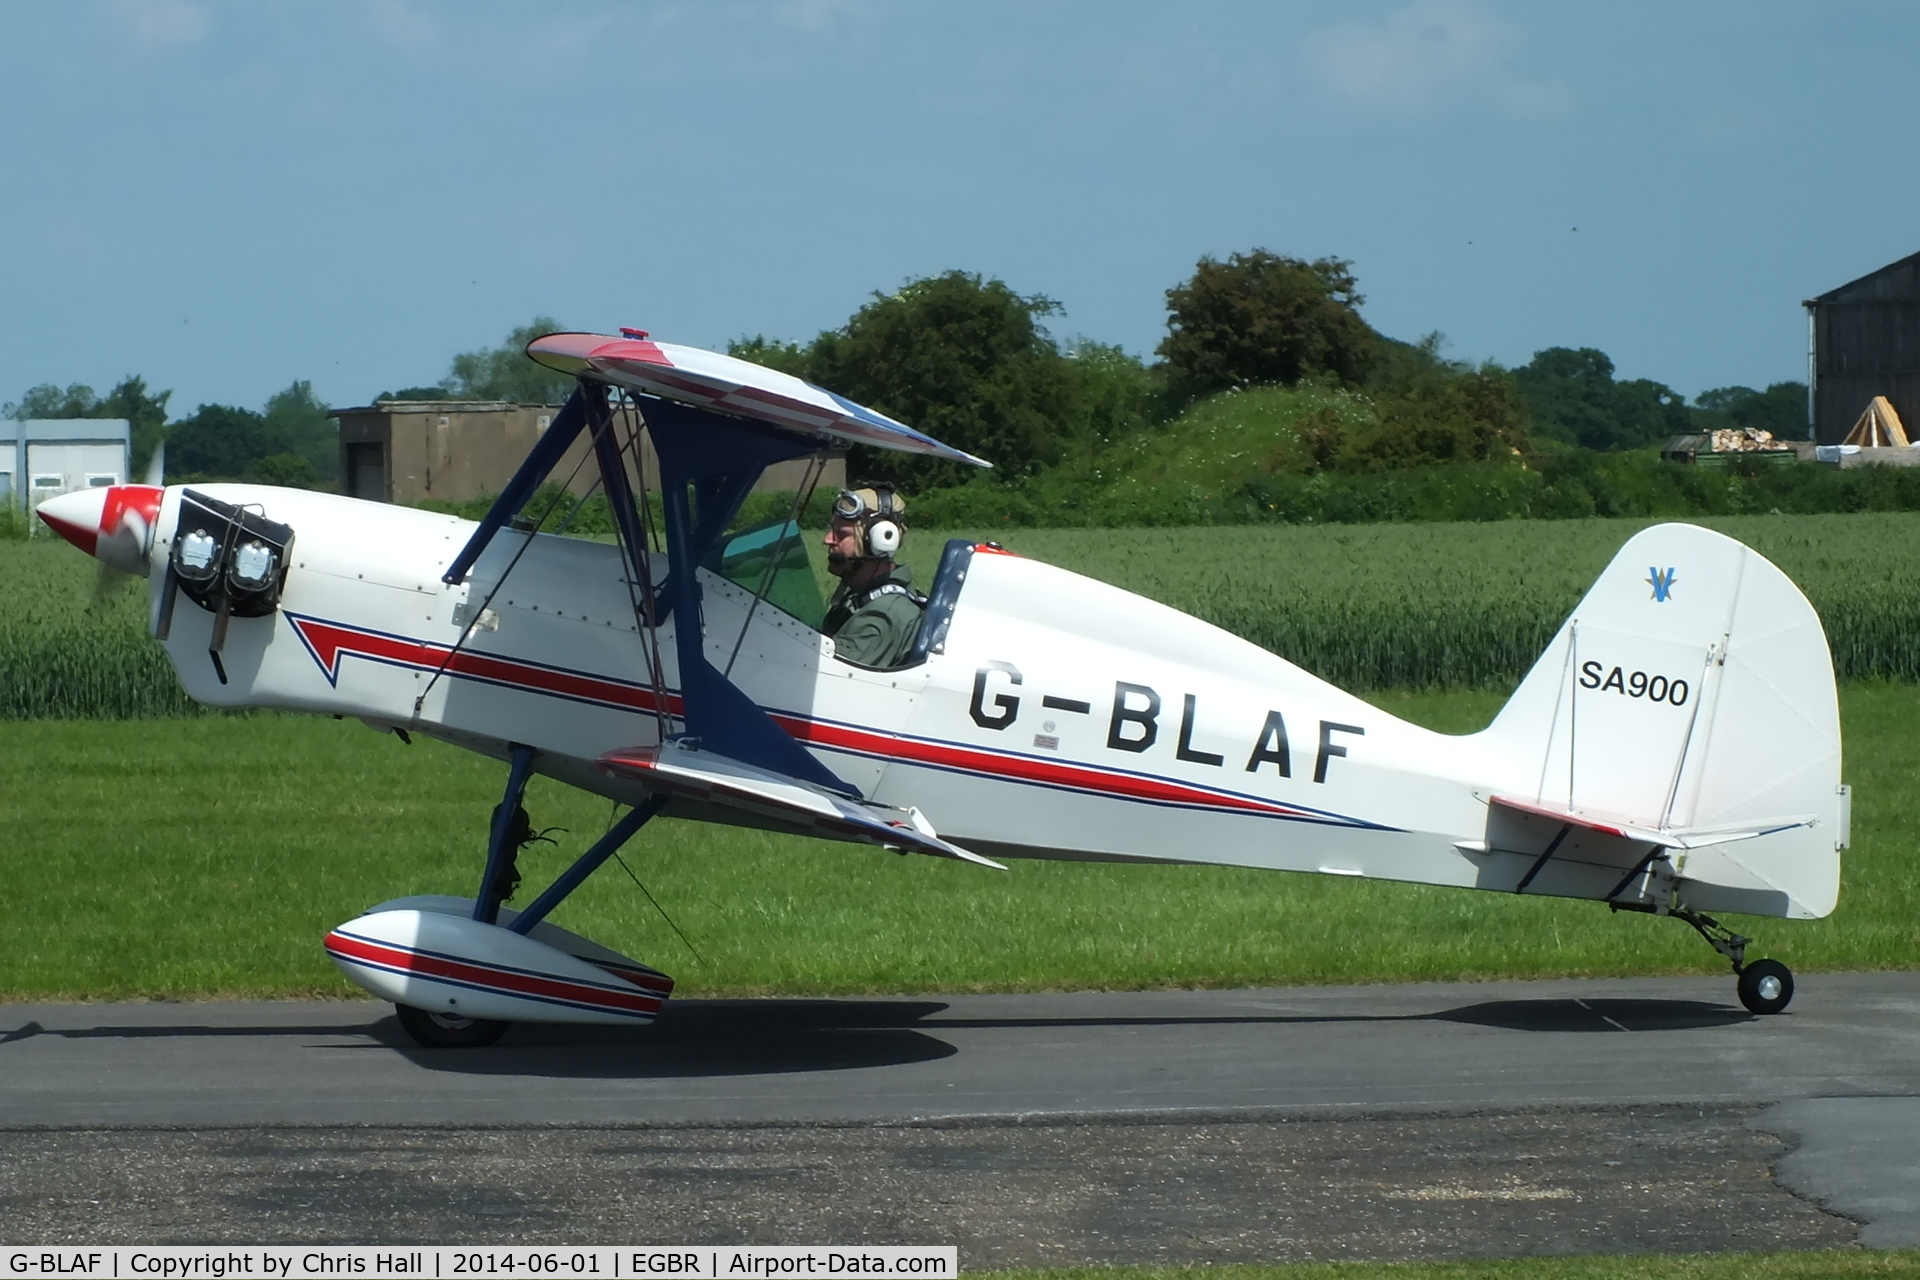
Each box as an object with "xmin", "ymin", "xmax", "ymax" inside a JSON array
[{"xmin": 867, "ymin": 519, "xmax": 901, "ymax": 557}]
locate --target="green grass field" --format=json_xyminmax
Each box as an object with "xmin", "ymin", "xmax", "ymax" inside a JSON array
[
  {"xmin": 904, "ymin": 513, "xmax": 1920, "ymax": 688},
  {"xmin": 0, "ymin": 540, "xmax": 196, "ymax": 718},
  {"xmin": 2, "ymin": 682, "xmax": 1912, "ymax": 1002},
  {"xmin": 9, "ymin": 512, "xmax": 1920, "ymax": 717}
]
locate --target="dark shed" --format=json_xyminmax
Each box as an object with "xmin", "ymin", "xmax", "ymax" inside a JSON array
[{"xmin": 1805, "ymin": 249, "xmax": 1920, "ymax": 444}]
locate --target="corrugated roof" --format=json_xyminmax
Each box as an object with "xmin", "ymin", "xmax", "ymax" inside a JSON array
[{"xmin": 1806, "ymin": 249, "xmax": 1920, "ymax": 306}]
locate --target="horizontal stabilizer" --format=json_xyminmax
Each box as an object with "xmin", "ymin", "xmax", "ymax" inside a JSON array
[
  {"xmin": 1488, "ymin": 794, "xmax": 1813, "ymax": 851},
  {"xmin": 599, "ymin": 742, "xmax": 1006, "ymax": 869}
]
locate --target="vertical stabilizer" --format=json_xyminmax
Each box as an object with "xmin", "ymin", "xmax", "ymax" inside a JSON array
[{"xmin": 1480, "ymin": 523, "xmax": 1844, "ymax": 918}]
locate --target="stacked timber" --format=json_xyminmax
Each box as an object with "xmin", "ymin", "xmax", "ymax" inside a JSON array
[{"xmin": 1841, "ymin": 396, "xmax": 1911, "ymax": 448}]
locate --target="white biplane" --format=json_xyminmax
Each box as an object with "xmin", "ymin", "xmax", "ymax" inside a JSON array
[{"xmin": 39, "ymin": 330, "xmax": 1849, "ymax": 1046}]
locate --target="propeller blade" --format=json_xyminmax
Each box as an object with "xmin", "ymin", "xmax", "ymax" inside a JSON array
[
  {"xmin": 142, "ymin": 441, "xmax": 166, "ymax": 488},
  {"xmin": 93, "ymin": 560, "xmax": 134, "ymax": 604}
]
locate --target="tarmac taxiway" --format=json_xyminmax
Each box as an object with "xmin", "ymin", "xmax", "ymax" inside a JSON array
[{"xmin": 2, "ymin": 972, "xmax": 1916, "ymax": 1259}]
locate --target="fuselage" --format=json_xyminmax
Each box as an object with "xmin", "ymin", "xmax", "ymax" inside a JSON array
[{"xmin": 99, "ymin": 484, "xmax": 1526, "ymax": 892}]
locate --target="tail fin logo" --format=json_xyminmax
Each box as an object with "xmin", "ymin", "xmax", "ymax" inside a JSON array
[{"xmin": 1648, "ymin": 566, "xmax": 1678, "ymax": 602}]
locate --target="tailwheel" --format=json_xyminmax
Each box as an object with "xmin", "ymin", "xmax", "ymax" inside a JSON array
[
  {"xmin": 1737, "ymin": 959, "xmax": 1795, "ymax": 1016},
  {"xmin": 395, "ymin": 1003, "xmax": 510, "ymax": 1048},
  {"xmin": 1670, "ymin": 906, "xmax": 1795, "ymax": 1016}
]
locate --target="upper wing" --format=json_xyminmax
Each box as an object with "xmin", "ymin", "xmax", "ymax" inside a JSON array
[
  {"xmin": 599, "ymin": 741, "xmax": 1005, "ymax": 870},
  {"xmin": 526, "ymin": 332, "xmax": 991, "ymax": 468}
]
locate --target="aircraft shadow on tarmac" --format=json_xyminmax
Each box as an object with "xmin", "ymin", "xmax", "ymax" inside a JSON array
[
  {"xmin": 0, "ymin": 996, "xmax": 1753, "ymax": 1080},
  {"xmin": 379, "ymin": 999, "xmax": 961, "ymax": 1078},
  {"xmin": 380, "ymin": 995, "xmax": 1755, "ymax": 1078},
  {"xmin": 1432, "ymin": 998, "xmax": 1753, "ymax": 1033},
  {"xmin": 0, "ymin": 1002, "xmax": 962, "ymax": 1081}
]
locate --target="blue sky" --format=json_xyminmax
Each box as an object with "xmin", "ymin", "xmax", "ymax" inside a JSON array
[{"xmin": 2, "ymin": 1, "xmax": 1916, "ymax": 417}]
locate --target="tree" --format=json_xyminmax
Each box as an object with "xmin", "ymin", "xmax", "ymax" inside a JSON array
[
  {"xmin": 805, "ymin": 271, "xmax": 1080, "ymax": 488},
  {"xmin": 1343, "ymin": 336, "xmax": 1528, "ymax": 470},
  {"xmin": 1263, "ymin": 334, "xmax": 1528, "ymax": 474},
  {"xmin": 6, "ymin": 376, "xmax": 171, "ymax": 476},
  {"xmin": 242, "ymin": 453, "xmax": 325, "ymax": 489},
  {"xmin": 1060, "ymin": 340, "xmax": 1160, "ymax": 447},
  {"xmin": 104, "ymin": 377, "xmax": 172, "ymax": 478},
  {"xmin": 262, "ymin": 380, "xmax": 337, "ymax": 479},
  {"xmin": 167, "ymin": 404, "xmax": 271, "ymax": 479},
  {"xmin": 1514, "ymin": 347, "xmax": 1690, "ymax": 452},
  {"xmin": 1158, "ymin": 250, "xmax": 1376, "ymax": 404},
  {"xmin": 726, "ymin": 335, "xmax": 809, "ymax": 379},
  {"xmin": 444, "ymin": 316, "xmax": 575, "ymax": 404},
  {"xmin": 164, "ymin": 382, "xmax": 339, "ymax": 484},
  {"xmin": 6, "ymin": 383, "xmax": 102, "ymax": 419}
]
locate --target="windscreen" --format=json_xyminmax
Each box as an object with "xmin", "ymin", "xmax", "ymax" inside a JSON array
[{"xmin": 704, "ymin": 515, "xmax": 830, "ymax": 631}]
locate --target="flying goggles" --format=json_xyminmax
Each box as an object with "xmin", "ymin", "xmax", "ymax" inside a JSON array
[{"xmin": 831, "ymin": 486, "xmax": 905, "ymax": 558}]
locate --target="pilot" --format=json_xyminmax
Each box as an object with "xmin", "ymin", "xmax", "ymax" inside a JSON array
[{"xmin": 821, "ymin": 483, "xmax": 926, "ymax": 668}]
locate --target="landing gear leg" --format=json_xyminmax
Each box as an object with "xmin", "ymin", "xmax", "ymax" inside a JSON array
[
  {"xmin": 388, "ymin": 745, "xmax": 539, "ymax": 1051},
  {"xmin": 1673, "ymin": 906, "xmax": 1794, "ymax": 1015},
  {"xmin": 475, "ymin": 744, "xmax": 537, "ymax": 925}
]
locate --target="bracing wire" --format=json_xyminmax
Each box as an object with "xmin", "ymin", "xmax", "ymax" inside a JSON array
[
  {"xmin": 550, "ymin": 475, "xmax": 603, "ymax": 536},
  {"xmin": 605, "ymin": 801, "xmax": 703, "ymax": 964},
  {"xmin": 613, "ymin": 849, "xmax": 704, "ymax": 965},
  {"xmin": 412, "ymin": 424, "xmax": 600, "ymax": 722},
  {"xmin": 724, "ymin": 453, "xmax": 829, "ymax": 680}
]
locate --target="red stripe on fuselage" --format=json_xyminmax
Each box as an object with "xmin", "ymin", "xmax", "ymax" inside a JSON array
[
  {"xmin": 288, "ymin": 616, "xmax": 1354, "ymax": 827},
  {"xmin": 772, "ymin": 713, "xmax": 1323, "ymax": 821},
  {"xmin": 288, "ymin": 615, "xmax": 682, "ymax": 718}
]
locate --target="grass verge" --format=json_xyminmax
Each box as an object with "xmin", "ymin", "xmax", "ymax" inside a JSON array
[{"xmin": 2, "ymin": 685, "xmax": 1914, "ymax": 1001}]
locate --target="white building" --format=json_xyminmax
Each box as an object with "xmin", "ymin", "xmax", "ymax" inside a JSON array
[{"xmin": 1, "ymin": 419, "xmax": 131, "ymax": 508}]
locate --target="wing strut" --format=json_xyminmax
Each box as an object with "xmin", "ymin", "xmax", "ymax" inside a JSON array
[
  {"xmin": 1513, "ymin": 822, "xmax": 1573, "ymax": 895},
  {"xmin": 442, "ymin": 388, "xmax": 590, "ymax": 586},
  {"xmin": 636, "ymin": 395, "xmax": 856, "ymax": 795},
  {"xmin": 440, "ymin": 372, "xmax": 859, "ymax": 798}
]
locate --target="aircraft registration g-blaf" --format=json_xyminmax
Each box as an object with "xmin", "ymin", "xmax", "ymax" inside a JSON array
[{"xmin": 39, "ymin": 330, "xmax": 1849, "ymax": 1046}]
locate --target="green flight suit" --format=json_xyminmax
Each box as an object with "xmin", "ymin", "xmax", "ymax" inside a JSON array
[{"xmin": 823, "ymin": 564, "xmax": 926, "ymax": 668}]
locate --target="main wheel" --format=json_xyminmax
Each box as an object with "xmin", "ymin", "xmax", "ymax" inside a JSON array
[
  {"xmin": 1737, "ymin": 959, "xmax": 1794, "ymax": 1015},
  {"xmin": 395, "ymin": 1003, "xmax": 510, "ymax": 1048}
]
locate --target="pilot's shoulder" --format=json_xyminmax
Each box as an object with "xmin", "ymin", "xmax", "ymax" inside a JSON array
[{"xmin": 866, "ymin": 582, "xmax": 926, "ymax": 611}]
